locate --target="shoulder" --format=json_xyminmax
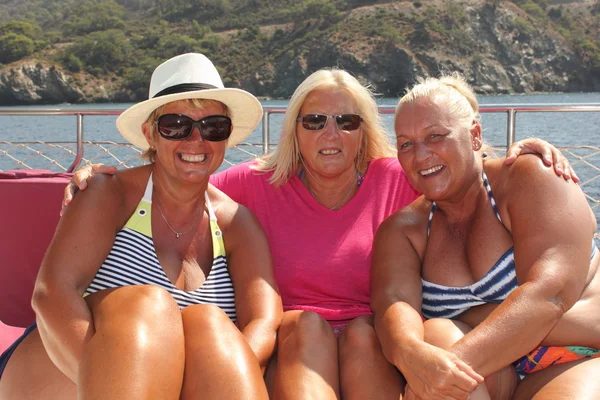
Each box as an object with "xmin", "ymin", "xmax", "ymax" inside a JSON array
[
  {"xmin": 367, "ymin": 157, "xmax": 411, "ymax": 182},
  {"xmin": 375, "ymin": 196, "xmax": 430, "ymax": 258},
  {"xmin": 65, "ymin": 165, "xmax": 150, "ymax": 224},
  {"xmin": 207, "ymin": 184, "xmax": 256, "ymax": 228},
  {"xmin": 489, "ymin": 154, "xmax": 557, "ymax": 196},
  {"xmin": 378, "ymin": 196, "xmax": 430, "ymax": 237},
  {"xmin": 211, "ymin": 160, "xmax": 271, "ymax": 186},
  {"xmin": 82, "ymin": 165, "xmax": 147, "ymax": 204},
  {"xmin": 369, "ymin": 157, "xmax": 402, "ymax": 172},
  {"xmin": 216, "ymin": 160, "xmax": 263, "ymax": 179},
  {"xmin": 504, "ymin": 153, "xmax": 551, "ymax": 181},
  {"xmin": 209, "ymin": 187, "xmax": 263, "ymax": 254}
]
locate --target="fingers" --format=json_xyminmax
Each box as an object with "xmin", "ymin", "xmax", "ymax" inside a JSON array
[
  {"xmin": 553, "ymin": 149, "xmax": 581, "ymax": 183},
  {"xmin": 60, "ymin": 164, "xmax": 114, "ymax": 216},
  {"xmin": 570, "ymin": 166, "xmax": 580, "ymax": 183},
  {"xmin": 404, "ymin": 385, "xmax": 418, "ymax": 400},
  {"xmin": 60, "ymin": 184, "xmax": 72, "ymax": 216},
  {"xmin": 445, "ymin": 383, "xmax": 474, "ymax": 400},
  {"xmin": 505, "ymin": 139, "xmax": 581, "ymax": 183},
  {"xmin": 455, "ymin": 359, "xmax": 484, "ymax": 384},
  {"xmin": 92, "ymin": 163, "xmax": 118, "ymax": 176},
  {"xmin": 503, "ymin": 143, "xmax": 522, "ymax": 166}
]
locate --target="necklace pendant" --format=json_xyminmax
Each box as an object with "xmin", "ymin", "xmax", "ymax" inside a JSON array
[{"xmin": 176, "ymin": 232, "xmax": 181, "ymax": 238}]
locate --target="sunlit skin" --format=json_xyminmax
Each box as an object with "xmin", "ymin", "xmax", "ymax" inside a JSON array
[
  {"xmin": 395, "ymin": 96, "xmax": 483, "ymax": 207},
  {"xmin": 297, "ymin": 88, "xmax": 363, "ymax": 193},
  {"xmin": 373, "ymin": 91, "xmax": 600, "ymax": 400},
  {"xmin": 142, "ymin": 101, "xmax": 228, "ymax": 186}
]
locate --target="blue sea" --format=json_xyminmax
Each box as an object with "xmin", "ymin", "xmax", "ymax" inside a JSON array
[
  {"xmin": 1, "ymin": 93, "xmax": 600, "ymax": 233},
  {"xmin": 1, "ymin": 93, "xmax": 599, "ymax": 149}
]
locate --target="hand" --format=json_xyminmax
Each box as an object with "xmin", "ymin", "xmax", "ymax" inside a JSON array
[
  {"xmin": 61, "ymin": 163, "xmax": 117, "ymax": 216},
  {"xmin": 399, "ymin": 343, "xmax": 483, "ymax": 400},
  {"xmin": 404, "ymin": 385, "xmax": 423, "ymax": 400},
  {"xmin": 505, "ymin": 138, "xmax": 579, "ymax": 182}
]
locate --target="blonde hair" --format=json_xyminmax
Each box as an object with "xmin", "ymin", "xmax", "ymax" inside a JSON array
[
  {"xmin": 141, "ymin": 99, "xmax": 229, "ymax": 162},
  {"xmin": 254, "ymin": 69, "xmax": 396, "ymax": 185},
  {"xmin": 396, "ymin": 72, "xmax": 486, "ymax": 155},
  {"xmin": 397, "ymin": 72, "xmax": 480, "ymax": 127}
]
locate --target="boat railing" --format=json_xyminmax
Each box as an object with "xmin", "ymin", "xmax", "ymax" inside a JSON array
[{"xmin": 1, "ymin": 104, "xmax": 600, "ymax": 240}]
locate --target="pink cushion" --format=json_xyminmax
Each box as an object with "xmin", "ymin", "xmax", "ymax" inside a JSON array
[
  {"xmin": 0, "ymin": 320, "xmax": 26, "ymax": 354},
  {"xmin": 0, "ymin": 170, "xmax": 72, "ymax": 328}
]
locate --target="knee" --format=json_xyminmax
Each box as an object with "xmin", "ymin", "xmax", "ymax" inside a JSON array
[
  {"xmin": 91, "ymin": 285, "xmax": 181, "ymax": 330},
  {"xmin": 423, "ymin": 318, "xmax": 468, "ymax": 349},
  {"xmin": 278, "ymin": 311, "xmax": 334, "ymax": 353},
  {"xmin": 182, "ymin": 304, "xmax": 254, "ymax": 364},
  {"xmin": 89, "ymin": 285, "xmax": 183, "ymax": 353},
  {"xmin": 338, "ymin": 315, "xmax": 378, "ymax": 357},
  {"xmin": 181, "ymin": 304, "xmax": 233, "ymax": 339}
]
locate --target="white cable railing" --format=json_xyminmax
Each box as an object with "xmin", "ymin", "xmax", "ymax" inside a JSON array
[{"xmin": 1, "ymin": 105, "xmax": 599, "ymax": 241}]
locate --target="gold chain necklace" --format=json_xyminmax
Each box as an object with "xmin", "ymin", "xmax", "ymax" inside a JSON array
[
  {"xmin": 304, "ymin": 172, "xmax": 360, "ymax": 211},
  {"xmin": 154, "ymin": 197, "xmax": 201, "ymax": 238}
]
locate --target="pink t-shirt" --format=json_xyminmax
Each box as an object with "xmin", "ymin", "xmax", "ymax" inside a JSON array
[{"xmin": 210, "ymin": 157, "xmax": 419, "ymax": 324}]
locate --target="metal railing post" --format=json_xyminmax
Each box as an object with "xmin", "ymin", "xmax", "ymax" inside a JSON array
[
  {"xmin": 67, "ymin": 114, "xmax": 84, "ymax": 172},
  {"xmin": 506, "ymin": 109, "xmax": 516, "ymax": 148},
  {"xmin": 262, "ymin": 111, "xmax": 270, "ymax": 155}
]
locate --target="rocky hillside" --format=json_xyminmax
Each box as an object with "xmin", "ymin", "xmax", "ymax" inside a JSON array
[{"xmin": 0, "ymin": 0, "xmax": 598, "ymax": 105}]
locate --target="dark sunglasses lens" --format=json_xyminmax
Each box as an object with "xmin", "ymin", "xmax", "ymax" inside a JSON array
[
  {"xmin": 158, "ymin": 114, "xmax": 193, "ymax": 140},
  {"xmin": 336, "ymin": 114, "xmax": 361, "ymax": 130},
  {"xmin": 201, "ymin": 116, "xmax": 232, "ymax": 141},
  {"xmin": 301, "ymin": 114, "xmax": 328, "ymax": 130}
]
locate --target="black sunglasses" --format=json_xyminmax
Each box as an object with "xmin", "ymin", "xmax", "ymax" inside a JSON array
[
  {"xmin": 296, "ymin": 114, "xmax": 363, "ymax": 131},
  {"xmin": 156, "ymin": 114, "xmax": 232, "ymax": 142}
]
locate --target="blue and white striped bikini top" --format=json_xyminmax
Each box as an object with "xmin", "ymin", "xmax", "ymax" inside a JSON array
[
  {"xmin": 421, "ymin": 170, "xmax": 598, "ymax": 320},
  {"xmin": 85, "ymin": 174, "xmax": 236, "ymax": 321}
]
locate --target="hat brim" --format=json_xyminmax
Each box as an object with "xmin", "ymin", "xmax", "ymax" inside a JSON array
[{"xmin": 116, "ymin": 88, "xmax": 263, "ymax": 149}]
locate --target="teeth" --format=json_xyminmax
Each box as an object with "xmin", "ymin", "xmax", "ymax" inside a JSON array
[
  {"xmin": 420, "ymin": 165, "xmax": 443, "ymax": 176},
  {"xmin": 180, "ymin": 154, "xmax": 207, "ymax": 162},
  {"xmin": 320, "ymin": 149, "xmax": 340, "ymax": 155}
]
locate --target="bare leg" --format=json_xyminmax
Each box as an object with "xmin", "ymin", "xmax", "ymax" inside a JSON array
[
  {"xmin": 423, "ymin": 318, "xmax": 517, "ymax": 400},
  {"xmin": 79, "ymin": 285, "xmax": 185, "ymax": 399},
  {"xmin": 338, "ymin": 315, "xmax": 405, "ymax": 400},
  {"xmin": 180, "ymin": 304, "xmax": 268, "ymax": 400},
  {"xmin": 272, "ymin": 310, "xmax": 339, "ymax": 399},
  {"xmin": 0, "ymin": 285, "xmax": 185, "ymax": 400},
  {"xmin": 513, "ymin": 357, "xmax": 600, "ymax": 399},
  {"xmin": 0, "ymin": 328, "xmax": 77, "ymax": 399}
]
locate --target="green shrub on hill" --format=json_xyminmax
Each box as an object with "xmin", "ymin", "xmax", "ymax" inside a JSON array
[
  {"xmin": 65, "ymin": 29, "xmax": 131, "ymax": 74},
  {"xmin": 61, "ymin": 0, "xmax": 126, "ymax": 36},
  {"xmin": 0, "ymin": 32, "xmax": 34, "ymax": 63},
  {"xmin": 0, "ymin": 20, "xmax": 42, "ymax": 38},
  {"xmin": 0, "ymin": 0, "xmax": 598, "ymax": 95}
]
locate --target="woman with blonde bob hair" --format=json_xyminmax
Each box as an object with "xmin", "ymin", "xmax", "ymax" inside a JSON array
[
  {"xmin": 255, "ymin": 68, "xmax": 395, "ymax": 185},
  {"xmin": 62, "ymin": 67, "xmax": 575, "ymax": 399}
]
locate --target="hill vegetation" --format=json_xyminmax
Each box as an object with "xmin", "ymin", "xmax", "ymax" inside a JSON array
[{"xmin": 0, "ymin": 0, "xmax": 598, "ymax": 101}]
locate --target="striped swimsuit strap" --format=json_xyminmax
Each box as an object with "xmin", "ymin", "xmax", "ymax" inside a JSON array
[
  {"xmin": 132, "ymin": 173, "xmax": 225, "ymax": 253},
  {"xmin": 422, "ymin": 169, "xmax": 517, "ymax": 319},
  {"xmin": 427, "ymin": 169, "xmax": 502, "ymax": 236}
]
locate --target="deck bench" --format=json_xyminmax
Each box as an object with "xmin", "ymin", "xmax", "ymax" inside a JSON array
[{"xmin": 0, "ymin": 170, "xmax": 71, "ymax": 353}]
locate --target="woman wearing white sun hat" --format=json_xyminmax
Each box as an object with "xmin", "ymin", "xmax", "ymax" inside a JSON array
[{"xmin": 0, "ymin": 53, "xmax": 282, "ymax": 400}]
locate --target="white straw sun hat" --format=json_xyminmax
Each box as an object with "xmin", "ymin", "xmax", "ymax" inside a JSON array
[{"xmin": 116, "ymin": 53, "xmax": 263, "ymax": 149}]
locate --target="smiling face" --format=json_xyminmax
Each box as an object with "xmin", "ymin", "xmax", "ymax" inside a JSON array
[
  {"xmin": 394, "ymin": 95, "xmax": 482, "ymax": 201},
  {"xmin": 296, "ymin": 87, "xmax": 363, "ymax": 179},
  {"xmin": 142, "ymin": 99, "xmax": 227, "ymax": 183}
]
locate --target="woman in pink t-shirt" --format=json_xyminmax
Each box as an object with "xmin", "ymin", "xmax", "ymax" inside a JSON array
[{"xmin": 63, "ymin": 69, "xmax": 575, "ymax": 398}]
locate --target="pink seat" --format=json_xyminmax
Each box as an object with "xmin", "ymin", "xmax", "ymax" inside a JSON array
[
  {"xmin": 0, "ymin": 321, "xmax": 26, "ymax": 354},
  {"xmin": 0, "ymin": 169, "xmax": 71, "ymax": 352}
]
